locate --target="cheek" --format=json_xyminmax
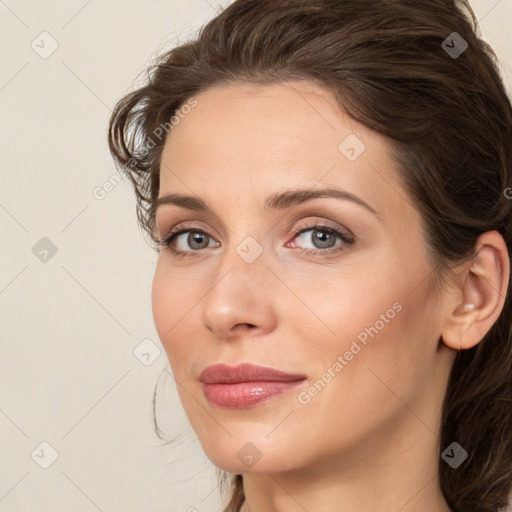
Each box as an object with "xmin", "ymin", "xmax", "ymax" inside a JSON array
[
  {"xmin": 291, "ymin": 253, "xmax": 433, "ymax": 388},
  {"xmin": 287, "ymin": 288, "xmax": 435, "ymax": 458},
  {"xmin": 306, "ymin": 272, "xmax": 435, "ymax": 415},
  {"xmin": 282, "ymin": 261, "xmax": 401, "ymax": 354},
  {"xmin": 151, "ymin": 263, "xmax": 198, "ymax": 364}
]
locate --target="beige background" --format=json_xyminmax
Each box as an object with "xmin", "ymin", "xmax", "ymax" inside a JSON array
[{"xmin": 0, "ymin": 1, "xmax": 511, "ymax": 511}]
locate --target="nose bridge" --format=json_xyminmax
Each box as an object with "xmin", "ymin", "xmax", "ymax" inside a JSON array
[
  {"xmin": 210, "ymin": 232, "xmax": 269, "ymax": 301},
  {"xmin": 200, "ymin": 230, "xmax": 276, "ymax": 337},
  {"xmin": 216, "ymin": 210, "xmax": 269, "ymax": 284}
]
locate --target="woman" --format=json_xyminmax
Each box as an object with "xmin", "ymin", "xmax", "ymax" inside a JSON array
[{"xmin": 107, "ymin": 1, "xmax": 512, "ymax": 511}]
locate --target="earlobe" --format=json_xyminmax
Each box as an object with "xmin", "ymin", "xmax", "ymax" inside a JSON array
[{"xmin": 440, "ymin": 231, "xmax": 510, "ymax": 352}]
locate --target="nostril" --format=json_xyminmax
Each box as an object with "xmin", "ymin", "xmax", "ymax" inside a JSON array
[{"xmin": 235, "ymin": 323, "xmax": 256, "ymax": 330}]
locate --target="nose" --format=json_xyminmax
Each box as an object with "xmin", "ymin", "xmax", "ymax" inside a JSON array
[{"xmin": 201, "ymin": 250, "xmax": 278, "ymax": 341}]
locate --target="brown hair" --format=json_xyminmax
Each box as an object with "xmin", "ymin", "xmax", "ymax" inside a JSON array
[{"xmin": 107, "ymin": 1, "xmax": 512, "ymax": 510}]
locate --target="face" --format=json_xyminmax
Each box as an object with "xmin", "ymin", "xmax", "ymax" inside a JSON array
[{"xmin": 152, "ymin": 81, "xmax": 454, "ymax": 474}]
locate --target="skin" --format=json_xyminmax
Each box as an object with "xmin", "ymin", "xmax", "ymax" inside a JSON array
[{"xmin": 151, "ymin": 80, "xmax": 509, "ymax": 512}]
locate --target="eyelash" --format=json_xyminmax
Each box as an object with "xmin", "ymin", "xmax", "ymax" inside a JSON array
[{"xmin": 156, "ymin": 222, "xmax": 355, "ymax": 259}]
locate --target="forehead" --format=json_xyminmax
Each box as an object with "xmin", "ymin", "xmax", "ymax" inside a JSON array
[
  {"xmin": 158, "ymin": 81, "xmax": 406, "ymax": 223},
  {"xmin": 162, "ymin": 80, "xmax": 383, "ymax": 163}
]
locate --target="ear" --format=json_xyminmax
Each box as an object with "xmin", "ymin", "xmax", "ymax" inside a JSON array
[{"xmin": 441, "ymin": 230, "xmax": 510, "ymax": 351}]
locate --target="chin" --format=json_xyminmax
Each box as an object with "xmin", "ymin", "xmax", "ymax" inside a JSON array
[{"xmin": 199, "ymin": 438, "xmax": 303, "ymax": 474}]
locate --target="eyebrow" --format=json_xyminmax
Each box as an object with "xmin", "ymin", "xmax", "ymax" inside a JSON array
[{"xmin": 155, "ymin": 187, "xmax": 382, "ymax": 221}]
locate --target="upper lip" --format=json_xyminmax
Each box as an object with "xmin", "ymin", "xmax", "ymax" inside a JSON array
[{"xmin": 199, "ymin": 363, "xmax": 307, "ymax": 384}]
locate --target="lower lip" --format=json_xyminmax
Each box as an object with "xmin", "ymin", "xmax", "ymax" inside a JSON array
[{"xmin": 202, "ymin": 380, "xmax": 307, "ymax": 408}]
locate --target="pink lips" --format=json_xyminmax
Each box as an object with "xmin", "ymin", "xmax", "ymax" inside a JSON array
[{"xmin": 199, "ymin": 363, "xmax": 307, "ymax": 408}]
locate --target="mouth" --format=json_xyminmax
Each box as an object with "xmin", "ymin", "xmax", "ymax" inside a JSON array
[{"xmin": 199, "ymin": 363, "xmax": 308, "ymax": 408}]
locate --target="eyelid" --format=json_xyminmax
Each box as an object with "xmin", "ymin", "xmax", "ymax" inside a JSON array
[
  {"xmin": 162, "ymin": 215, "xmax": 352, "ymax": 238},
  {"xmin": 158, "ymin": 217, "xmax": 355, "ymax": 258},
  {"xmin": 158, "ymin": 219, "xmax": 215, "ymax": 240},
  {"xmin": 286, "ymin": 218, "xmax": 354, "ymax": 243}
]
